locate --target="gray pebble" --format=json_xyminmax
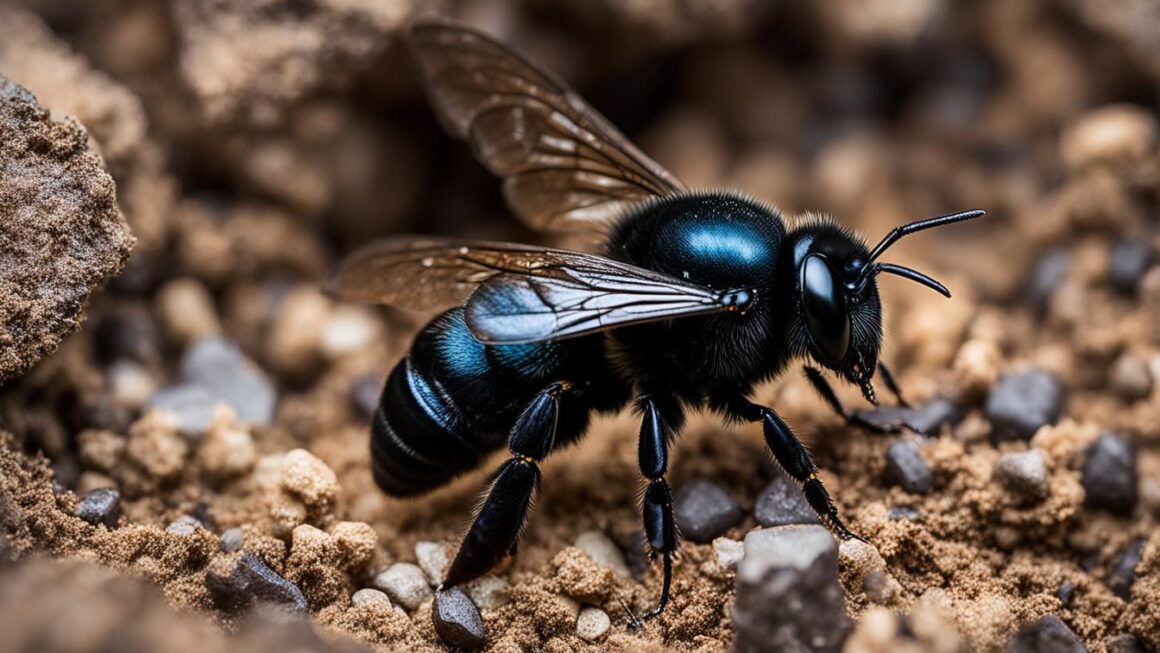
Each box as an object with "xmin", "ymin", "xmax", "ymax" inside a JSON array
[
  {"xmin": 995, "ymin": 450, "xmax": 1049, "ymax": 502},
  {"xmin": 1024, "ymin": 247, "xmax": 1071, "ymax": 312},
  {"xmin": 673, "ymin": 478, "xmax": 743, "ymax": 543},
  {"xmin": 854, "ymin": 398, "xmax": 962, "ymax": 436},
  {"xmin": 885, "ymin": 440, "xmax": 933, "ymax": 494},
  {"xmin": 351, "ymin": 588, "xmax": 391, "ymax": 607},
  {"xmin": 888, "ymin": 505, "xmax": 921, "ymax": 521},
  {"xmin": 754, "ymin": 469, "xmax": 819, "ymax": 527},
  {"xmin": 734, "ymin": 526, "xmax": 850, "ymax": 653},
  {"xmin": 433, "ymin": 588, "xmax": 486, "ymax": 650},
  {"xmin": 1109, "ymin": 539, "xmax": 1145, "ymax": 600},
  {"xmin": 575, "ymin": 606, "xmax": 610, "ymax": 643},
  {"xmin": 1057, "ymin": 581, "xmax": 1075, "ymax": 608},
  {"xmin": 985, "ymin": 369, "xmax": 1064, "ymax": 442},
  {"xmin": 180, "ymin": 337, "xmax": 277, "ymax": 426},
  {"xmin": 373, "ymin": 562, "xmax": 433, "ymax": 611},
  {"xmin": 350, "ymin": 373, "xmax": 382, "ymax": 419},
  {"xmin": 1109, "ymin": 353, "xmax": 1153, "ymax": 401},
  {"xmin": 1082, "ymin": 432, "xmax": 1137, "ymax": 514},
  {"xmin": 165, "ymin": 515, "xmax": 202, "ymax": 537},
  {"xmin": 205, "ymin": 552, "xmax": 308, "ymax": 613},
  {"xmin": 219, "ymin": 527, "xmax": 245, "ymax": 553},
  {"xmin": 1004, "ymin": 614, "xmax": 1088, "ymax": 653},
  {"xmin": 76, "ymin": 488, "xmax": 121, "ymax": 527},
  {"xmin": 1108, "ymin": 240, "xmax": 1156, "ymax": 295},
  {"xmin": 147, "ymin": 384, "xmax": 220, "ymax": 438},
  {"xmin": 1105, "ymin": 633, "xmax": 1148, "ymax": 653},
  {"xmin": 573, "ymin": 530, "xmax": 630, "ymax": 577}
]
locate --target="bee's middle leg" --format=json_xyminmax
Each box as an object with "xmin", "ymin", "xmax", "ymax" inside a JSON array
[{"xmin": 635, "ymin": 394, "xmax": 685, "ymax": 623}]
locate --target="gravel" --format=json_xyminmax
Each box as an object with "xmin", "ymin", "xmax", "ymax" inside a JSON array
[
  {"xmin": 1108, "ymin": 353, "xmax": 1153, "ymax": 401},
  {"xmin": 985, "ymin": 369, "xmax": 1065, "ymax": 442},
  {"xmin": 373, "ymin": 562, "xmax": 433, "ymax": 611},
  {"xmin": 754, "ymin": 469, "xmax": 820, "ymax": 527},
  {"xmin": 734, "ymin": 526, "xmax": 851, "ymax": 653},
  {"xmin": 575, "ymin": 606, "xmax": 610, "ymax": 642},
  {"xmin": 713, "ymin": 537, "xmax": 745, "ymax": 570},
  {"xmin": 147, "ymin": 385, "xmax": 221, "ymax": 438},
  {"xmin": 1024, "ymin": 247, "xmax": 1071, "ymax": 312},
  {"xmin": 415, "ymin": 541, "xmax": 452, "ymax": 586},
  {"xmin": 351, "ymin": 588, "xmax": 391, "ymax": 607},
  {"xmin": 1107, "ymin": 239, "xmax": 1156, "ymax": 295},
  {"xmin": 465, "ymin": 576, "xmax": 510, "ymax": 610},
  {"xmin": 673, "ymin": 478, "xmax": 743, "ymax": 542},
  {"xmin": 219, "ymin": 527, "xmax": 244, "ymax": 553},
  {"xmin": 1004, "ymin": 615, "xmax": 1088, "ymax": 653},
  {"xmin": 1109, "ymin": 538, "xmax": 1145, "ymax": 600},
  {"xmin": 75, "ymin": 488, "xmax": 121, "ymax": 527},
  {"xmin": 888, "ymin": 505, "xmax": 921, "ymax": 521},
  {"xmin": 432, "ymin": 588, "xmax": 486, "ymax": 650},
  {"xmin": 165, "ymin": 515, "xmax": 202, "ymax": 536},
  {"xmin": 854, "ymin": 398, "xmax": 962, "ymax": 435},
  {"xmin": 884, "ymin": 440, "xmax": 933, "ymax": 494},
  {"xmin": 573, "ymin": 530, "xmax": 629, "ymax": 577},
  {"xmin": 1081, "ymin": 432, "xmax": 1137, "ymax": 514},
  {"xmin": 995, "ymin": 450, "xmax": 1049, "ymax": 502},
  {"xmin": 180, "ymin": 337, "xmax": 277, "ymax": 426},
  {"xmin": 205, "ymin": 552, "xmax": 308, "ymax": 613}
]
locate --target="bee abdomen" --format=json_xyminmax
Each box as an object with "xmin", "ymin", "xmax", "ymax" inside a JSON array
[{"xmin": 371, "ymin": 357, "xmax": 491, "ymax": 497}]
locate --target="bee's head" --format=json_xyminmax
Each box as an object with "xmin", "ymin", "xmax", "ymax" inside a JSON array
[{"xmin": 785, "ymin": 209, "xmax": 985, "ymax": 403}]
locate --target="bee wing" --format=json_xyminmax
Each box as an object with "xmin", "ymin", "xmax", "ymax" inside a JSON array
[
  {"xmin": 410, "ymin": 18, "xmax": 687, "ymax": 235},
  {"xmin": 324, "ymin": 237, "xmax": 737, "ymax": 342}
]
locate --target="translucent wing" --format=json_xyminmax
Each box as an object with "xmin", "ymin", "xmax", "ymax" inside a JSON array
[
  {"xmin": 410, "ymin": 18, "xmax": 687, "ymax": 234},
  {"xmin": 324, "ymin": 237, "xmax": 742, "ymax": 343}
]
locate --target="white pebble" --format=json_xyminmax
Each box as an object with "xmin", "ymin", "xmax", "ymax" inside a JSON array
[
  {"xmin": 415, "ymin": 541, "xmax": 452, "ymax": 586},
  {"xmin": 573, "ymin": 530, "xmax": 629, "ymax": 577},
  {"xmin": 165, "ymin": 515, "xmax": 201, "ymax": 537},
  {"xmin": 466, "ymin": 576, "xmax": 511, "ymax": 610},
  {"xmin": 321, "ymin": 306, "xmax": 382, "ymax": 359},
  {"xmin": 713, "ymin": 536, "xmax": 744, "ymax": 570},
  {"xmin": 352, "ymin": 588, "xmax": 392, "ymax": 607},
  {"xmin": 576, "ymin": 606, "xmax": 611, "ymax": 642},
  {"xmin": 373, "ymin": 562, "xmax": 433, "ymax": 611}
]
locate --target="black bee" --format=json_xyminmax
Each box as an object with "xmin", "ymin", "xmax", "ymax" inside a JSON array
[{"xmin": 327, "ymin": 17, "xmax": 984, "ymax": 621}]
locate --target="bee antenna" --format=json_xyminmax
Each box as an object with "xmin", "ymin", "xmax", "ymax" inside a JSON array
[
  {"xmin": 864, "ymin": 209, "xmax": 985, "ymax": 265},
  {"xmin": 871, "ymin": 263, "xmax": 951, "ymax": 297}
]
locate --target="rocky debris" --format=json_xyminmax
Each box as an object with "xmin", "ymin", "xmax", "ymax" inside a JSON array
[
  {"xmin": 854, "ymin": 398, "xmax": 962, "ymax": 435},
  {"xmin": 1108, "ymin": 240, "xmax": 1156, "ymax": 295},
  {"xmin": 351, "ymin": 588, "xmax": 391, "ymax": 607},
  {"xmin": 330, "ymin": 522, "xmax": 377, "ymax": 570},
  {"xmin": 0, "ymin": 76, "xmax": 134, "ymax": 382},
  {"xmin": 432, "ymin": 588, "xmax": 486, "ymax": 650},
  {"xmin": 884, "ymin": 440, "xmax": 933, "ymax": 494},
  {"xmin": 673, "ymin": 478, "xmax": 743, "ymax": 542},
  {"xmin": 755, "ymin": 469, "xmax": 820, "ymax": 527},
  {"xmin": 166, "ymin": 515, "xmax": 202, "ymax": 536},
  {"xmin": 466, "ymin": 576, "xmax": 511, "ymax": 610},
  {"xmin": 197, "ymin": 416, "xmax": 258, "ymax": 479},
  {"xmin": 1004, "ymin": 615, "xmax": 1088, "ymax": 653},
  {"xmin": 1109, "ymin": 539, "xmax": 1145, "ymax": 600},
  {"xmin": 734, "ymin": 526, "xmax": 851, "ymax": 653},
  {"xmin": 373, "ymin": 562, "xmax": 432, "ymax": 611},
  {"xmin": 280, "ymin": 449, "xmax": 339, "ymax": 508},
  {"xmin": 75, "ymin": 488, "xmax": 121, "ymax": 527},
  {"xmin": 1024, "ymin": 248, "xmax": 1071, "ymax": 312},
  {"xmin": 205, "ymin": 552, "xmax": 308, "ymax": 614},
  {"xmin": 995, "ymin": 450, "xmax": 1050, "ymax": 503},
  {"xmin": 181, "ymin": 337, "xmax": 277, "ymax": 426},
  {"xmin": 1105, "ymin": 633, "xmax": 1149, "ymax": 653},
  {"xmin": 575, "ymin": 606, "xmax": 611, "ymax": 643},
  {"xmin": 220, "ymin": 528, "xmax": 245, "ymax": 553},
  {"xmin": 1060, "ymin": 104, "xmax": 1157, "ymax": 170},
  {"xmin": 1058, "ymin": 581, "xmax": 1075, "ymax": 608},
  {"xmin": 573, "ymin": 530, "xmax": 630, "ymax": 577},
  {"xmin": 713, "ymin": 537, "xmax": 745, "ymax": 570},
  {"xmin": 1109, "ymin": 352, "xmax": 1153, "ymax": 400},
  {"xmin": 985, "ymin": 370, "xmax": 1065, "ymax": 442},
  {"xmin": 415, "ymin": 540, "xmax": 452, "ymax": 585},
  {"xmin": 1081, "ymin": 432, "xmax": 1138, "ymax": 514},
  {"xmin": 888, "ymin": 505, "xmax": 921, "ymax": 521},
  {"xmin": 350, "ymin": 373, "xmax": 382, "ymax": 419},
  {"xmin": 553, "ymin": 547, "xmax": 615, "ymax": 604},
  {"xmin": 155, "ymin": 278, "xmax": 222, "ymax": 347},
  {"xmin": 148, "ymin": 385, "xmax": 221, "ymax": 438}
]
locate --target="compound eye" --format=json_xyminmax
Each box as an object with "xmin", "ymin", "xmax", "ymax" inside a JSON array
[{"xmin": 801, "ymin": 254, "xmax": 850, "ymax": 365}]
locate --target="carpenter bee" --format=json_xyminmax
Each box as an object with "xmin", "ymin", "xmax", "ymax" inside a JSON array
[{"xmin": 327, "ymin": 17, "xmax": 984, "ymax": 621}]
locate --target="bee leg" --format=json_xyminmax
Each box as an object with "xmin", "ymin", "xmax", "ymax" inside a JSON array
[
  {"xmin": 803, "ymin": 366, "xmax": 901, "ymax": 434},
  {"xmin": 876, "ymin": 361, "xmax": 910, "ymax": 407},
  {"xmin": 442, "ymin": 382, "xmax": 569, "ymax": 589},
  {"xmin": 738, "ymin": 398, "xmax": 865, "ymax": 543},
  {"xmin": 636, "ymin": 395, "xmax": 684, "ymax": 623}
]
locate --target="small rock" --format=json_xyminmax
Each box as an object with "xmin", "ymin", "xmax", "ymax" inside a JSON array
[
  {"xmin": 349, "ymin": 373, "xmax": 382, "ymax": 419},
  {"xmin": 280, "ymin": 449, "xmax": 339, "ymax": 508},
  {"xmin": 1105, "ymin": 633, "xmax": 1148, "ymax": 653},
  {"xmin": 165, "ymin": 515, "xmax": 202, "ymax": 537},
  {"xmin": 107, "ymin": 360, "xmax": 157, "ymax": 410},
  {"xmin": 205, "ymin": 552, "xmax": 308, "ymax": 613},
  {"xmin": 884, "ymin": 440, "xmax": 933, "ymax": 494},
  {"xmin": 1004, "ymin": 615, "xmax": 1088, "ymax": 653},
  {"xmin": 1109, "ymin": 539, "xmax": 1145, "ymax": 600},
  {"xmin": 330, "ymin": 521, "xmax": 377, "ymax": 569},
  {"xmin": 713, "ymin": 537, "xmax": 744, "ymax": 570},
  {"xmin": 220, "ymin": 528, "xmax": 244, "ymax": 553},
  {"xmin": 1108, "ymin": 240, "xmax": 1157, "ymax": 295},
  {"xmin": 735, "ymin": 526, "xmax": 850, "ymax": 653},
  {"xmin": 1024, "ymin": 248, "xmax": 1071, "ymax": 313},
  {"xmin": 351, "ymin": 588, "xmax": 391, "ymax": 607},
  {"xmin": 155, "ymin": 278, "xmax": 222, "ymax": 346},
  {"xmin": 1082, "ymin": 432, "xmax": 1138, "ymax": 514},
  {"xmin": 75, "ymin": 488, "xmax": 121, "ymax": 527},
  {"xmin": 573, "ymin": 530, "xmax": 629, "ymax": 577},
  {"xmin": 466, "ymin": 576, "xmax": 510, "ymax": 610},
  {"xmin": 147, "ymin": 384, "xmax": 221, "ymax": 438},
  {"xmin": 673, "ymin": 478, "xmax": 743, "ymax": 542},
  {"xmin": 181, "ymin": 337, "xmax": 277, "ymax": 426},
  {"xmin": 888, "ymin": 505, "xmax": 921, "ymax": 521},
  {"xmin": 575, "ymin": 606, "xmax": 611, "ymax": 643},
  {"xmin": 1061, "ymin": 104, "xmax": 1157, "ymax": 170},
  {"xmin": 321, "ymin": 306, "xmax": 381, "ymax": 359},
  {"xmin": 197, "ymin": 416, "xmax": 257, "ymax": 478},
  {"xmin": 1057, "ymin": 581, "xmax": 1075, "ymax": 608},
  {"xmin": 433, "ymin": 588, "xmax": 486, "ymax": 650},
  {"xmin": 373, "ymin": 562, "xmax": 433, "ymax": 611},
  {"xmin": 755, "ymin": 469, "xmax": 819, "ymax": 527},
  {"xmin": 901, "ymin": 398, "xmax": 963, "ymax": 435},
  {"xmin": 415, "ymin": 541, "xmax": 452, "ymax": 585},
  {"xmin": 995, "ymin": 450, "xmax": 1050, "ymax": 502},
  {"xmin": 985, "ymin": 369, "xmax": 1065, "ymax": 442},
  {"xmin": 1109, "ymin": 353, "xmax": 1153, "ymax": 401}
]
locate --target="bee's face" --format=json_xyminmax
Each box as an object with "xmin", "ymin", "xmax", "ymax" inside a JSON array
[{"xmin": 788, "ymin": 221, "xmax": 883, "ymax": 400}]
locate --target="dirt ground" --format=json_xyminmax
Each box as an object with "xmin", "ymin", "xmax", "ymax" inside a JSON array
[{"xmin": 0, "ymin": 1, "xmax": 1158, "ymax": 651}]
